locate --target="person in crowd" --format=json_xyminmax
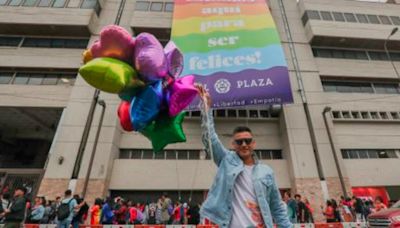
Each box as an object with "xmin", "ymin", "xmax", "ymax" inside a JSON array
[
  {"xmin": 373, "ymin": 196, "xmax": 387, "ymax": 212},
  {"xmin": 363, "ymin": 200, "xmax": 373, "ymax": 219},
  {"xmin": 28, "ymin": 196, "xmax": 45, "ymax": 224},
  {"xmin": 352, "ymin": 196, "xmax": 365, "ymax": 222},
  {"xmin": 172, "ymin": 201, "xmax": 182, "ymax": 224},
  {"xmin": 100, "ymin": 197, "xmax": 114, "ymax": 224},
  {"xmin": 197, "ymin": 85, "xmax": 292, "ymax": 228},
  {"xmin": 72, "ymin": 195, "xmax": 88, "ymax": 228},
  {"xmin": 182, "ymin": 202, "xmax": 189, "ymax": 224},
  {"xmin": 331, "ymin": 199, "xmax": 342, "ymax": 222},
  {"xmin": 128, "ymin": 202, "xmax": 139, "ymax": 224},
  {"xmin": 339, "ymin": 199, "xmax": 353, "ymax": 222},
  {"xmin": 57, "ymin": 190, "xmax": 77, "ymax": 228},
  {"xmin": 160, "ymin": 193, "xmax": 171, "ymax": 224},
  {"xmin": 0, "ymin": 193, "xmax": 11, "ymax": 223},
  {"xmin": 303, "ymin": 198, "xmax": 314, "ymax": 223},
  {"xmin": 90, "ymin": 198, "xmax": 102, "ymax": 225},
  {"xmin": 295, "ymin": 194, "xmax": 309, "ymax": 223},
  {"xmin": 0, "ymin": 186, "xmax": 27, "ymax": 228},
  {"xmin": 322, "ymin": 200, "xmax": 335, "ymax": 223},
  {"xmin": 41, "ymin": 199, "xmax": 52, "ymax": 224},
  {"xmin": 114, "ymin": 199, "xmax": 128, "ymax": 224},
  {"xmin": 187, "ymin": 203, "xmax": 200, "ymax": 225},
  {"xmin": 156, "ymin": 199, "xmax": 162, "ymax": 224},
  {"xmin": 147, "ymin": 202, "xmax": 157, "ymax": 224},
  {"xmin": 283, "ymin": 192, "xmax": 297, "ymax": 224}
]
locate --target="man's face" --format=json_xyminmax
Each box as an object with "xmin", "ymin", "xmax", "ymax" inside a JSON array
[
  {"xmin": 14, "ymin": 189, "xmax": 23, "ymax": 197},
  {"xmin": 295, "ymin": 196, "xmax": 301, "ymax": 202},
  {"xmin": 232, "ymin": 131, "xmax": 255, "ymax": 160}
]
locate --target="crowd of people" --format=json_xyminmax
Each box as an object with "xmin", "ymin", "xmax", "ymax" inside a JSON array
[
  {"xmin": 282, "ymin": 192, "xmax": 392, "ymax": 224},
  {"xmin": 0, "ymin": 186, "xmax": 396, "ymax": 227},
  {"xmin": 0, "ymin": 187, "xmax": 201, "ymax": 228}
]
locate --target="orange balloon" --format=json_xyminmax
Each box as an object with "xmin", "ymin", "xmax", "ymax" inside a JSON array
[{"xmin": 82, "ymin": 49, "xmax": 93, "ymax": 64}]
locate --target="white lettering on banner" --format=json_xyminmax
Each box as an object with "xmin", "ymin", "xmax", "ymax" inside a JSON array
[
  {"xmin": 189, "ymin": 51, "xmax": 261, "ymax": 71},
  {"xmin": 237, "ymin": 78, "xmax": 273, "ymax": 89},
  {"xmin": 200, "ymin": 19, "xmax": 245, "ymax": 32},
  {"xmin": 201, "ymin": 6, "xmax": 241, "ymax": 15},
  {"xmin": 208, "ymin": 36, "xmax": 239, "ymax": 47}
]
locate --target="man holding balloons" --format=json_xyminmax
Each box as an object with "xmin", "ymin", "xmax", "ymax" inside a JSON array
[{"xmin": 197, "ymin": 85, "xmax": 292, "ymax": 228}]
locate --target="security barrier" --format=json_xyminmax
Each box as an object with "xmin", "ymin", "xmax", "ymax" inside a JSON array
[{"xmin": 0, "ymin": 223, "xmax": 366, "ymax": 228}]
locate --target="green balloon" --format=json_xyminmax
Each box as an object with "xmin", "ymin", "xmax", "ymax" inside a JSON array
[
  {"xmin": 141, "ymin": 112, "xmax": 187, "ymax": 152},
  {"xmin": 79, "ymin": 57, "xmax": 144, "ymax": 94}
]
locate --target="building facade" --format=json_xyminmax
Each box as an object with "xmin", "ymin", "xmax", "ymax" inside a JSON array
[{"xmin": 0, "ymin": 0, "xmax": 400, "ymax": 221}]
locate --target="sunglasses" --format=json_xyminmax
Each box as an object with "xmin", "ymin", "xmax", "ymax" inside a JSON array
[{"xmin": 234, "ymin": 138, "xmax": 253, "ymax": 146}]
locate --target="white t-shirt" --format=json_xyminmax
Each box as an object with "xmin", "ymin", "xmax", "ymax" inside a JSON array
[{"xmin": 230, "ymin": 165, "xmax": 265, "ymax": 228}]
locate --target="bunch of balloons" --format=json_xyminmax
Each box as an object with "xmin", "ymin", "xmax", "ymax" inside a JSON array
[{"xmin": 79, "ymin": 25, "xmax": 198, "ymax": 152}]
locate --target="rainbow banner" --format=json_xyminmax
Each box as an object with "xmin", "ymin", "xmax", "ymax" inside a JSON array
[{"xmin": 171, "ymin": 0, "xmax": 293, "ymax": 108}]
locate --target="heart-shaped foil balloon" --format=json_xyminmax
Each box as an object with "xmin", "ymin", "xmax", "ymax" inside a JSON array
[
  {"xmin": 164, "ymin": 41, "xmax": 184, "ymax": 78},
  {"xmin": 117, "ymin": 101, "xmax": 133, "ymax": 131},
  {"xmin": 91, "ymin": 25, "xmax": 135, "ymax": 63},
  {"xmin": 134, "ymin": 33, "xmax": 168, "ymax": 81}
]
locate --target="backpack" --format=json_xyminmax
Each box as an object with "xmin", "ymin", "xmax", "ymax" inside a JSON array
[{"xmin": 57, "ymin": 199, "xmax": 73, "ymax": 220}]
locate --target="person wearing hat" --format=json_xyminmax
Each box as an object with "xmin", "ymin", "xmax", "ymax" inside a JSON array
[{"xmin": 0, "ymin": 186, "xmax": 27, "ymax": 228}]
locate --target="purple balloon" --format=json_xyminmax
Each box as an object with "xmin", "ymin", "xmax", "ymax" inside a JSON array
[
  {"xmin": 164, "ymin": 41, "xmax": 183, "ymax": 78},
  {"xmin": 168, "ymin": 75, "xmax": 198, "ymax": 117},
  {"xmin": 134, "ymin": 33, "xmax": 168, "ymax": 81}
]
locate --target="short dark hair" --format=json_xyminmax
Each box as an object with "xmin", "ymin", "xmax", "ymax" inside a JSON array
[
  {"xmin": 65, "ymin": 190, "xmax": 72, "ymax": 196},
  {"xmin": 15, "ymin": 186, "xmax": 27, "ymax": 194},
  {"xmin": 233, "ymin": 126, "xmax": 252, "ymax": 135},
  {"xmin": 295, "ymin": 194, "xmax": 301, "ymax": 199}
]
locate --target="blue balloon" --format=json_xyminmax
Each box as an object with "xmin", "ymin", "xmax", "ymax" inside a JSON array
[{"xmin": 130, "ymin": 82, "xmax": 163, "ymax": 131}]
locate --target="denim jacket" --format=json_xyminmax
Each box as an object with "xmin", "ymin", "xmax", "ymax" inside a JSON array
[{"xmin": 200, "ymin": 110, "xmax": 293, "ymax": 228}]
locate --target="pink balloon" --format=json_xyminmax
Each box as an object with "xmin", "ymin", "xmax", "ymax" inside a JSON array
[
  {"xmin": 168, "ymin": 75, "xmax": 198, "ymax": 117},
  {"xmin": 118, "ymin": 101, "xmax": 134, "ymax": 131},
  {"xmin": 134, "ymin": 33, "xmax": 168, "ymax": 81},
  {"xmin": 164, "ymin": 41, "xmax": 183, "ymax": 78},
  {"xmin": 91, "ymin": 25, "xmax": 135, "ymax": 63}
]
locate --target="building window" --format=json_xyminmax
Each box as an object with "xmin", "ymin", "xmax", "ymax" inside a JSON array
[
  {"xmin": 81, "ymin": 0, "xmax": 96, "ymax": 8},
  {"xmin": 320, "ymin": 11, "xmax": 333, "ymax": 21},
  {"xmin": 341, "ymin": 149, "xmax": 399, "ymax": 159},
  {"xmin": 312, "ymin": 47, "xmax": 399, "ymax": 62},
  {"xmin": 0, "ymin": 36, "xmax": 22, "ymax": 47},
  {"xmin": 367, "ymin": 15, "xmax": 380, "ymax": 24},
  {"xmin": 253, "ymin": 150, "xmax": 283, "ymax": 160},
  {"xmin": 37, "ymin": 0, "xmax": 51, "ymax": 7},
  {"xmin": 20, "ymin": 37, "xmax": 89, "ymax": 49},
  {"xmin": 355, "ymin": 14, "xmax": 369, "ymax": 23},
  {"xmin": 23, "ymin": 0, "xmax": 38, "ymax": 6},
  {"xmin": 374, "ymin": 83, "xmax": 400, "ymax": 94},
  {"xmin": 0, "ymin": 72, "xmax": 14, "ymax": 84},
  {"xmin": 135, "ymin": 1, "xmax": 149, "ymax": 11},
  {"xmin": 0, "ymin": 0, "xmax": 8, "ymax": 5},
  {"xmin": 332, "ymin": 12, "xmax": 345, "ymax": 22},
  {"xmin": 164, "ymin": 2, "xmax": 173, "ymax": 12},
  {"xmin": 119, "ymin": 149, "xmax": 208, "ymax": 160},
  {"xmin": 378, "ymin": 15, "xmax": 392, "ymax": 25},
  {"xmin": 8, "ymin": 0, "xmax": 23, "ymax": 6},
  {"xmin": 321, "ymin": 80, "xmax": 373, "ymax": 93},
  {"xmin": 150, "ymin": 2, "xmax": 163, "ymax": 11},
  {"xmin": 344, "ymin": 13, "xmax": 357, "ymax": 22},
  {"xmin": 0, "ymin": 71, "xmax": 76, "ymax": 85},
  {"xmin": 390, "ymin": 16, "xmax": 400, "ymax": 25},
  {"xmin": 52, "ymin": 0, "xmax": 66, "ymax": 7}
]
